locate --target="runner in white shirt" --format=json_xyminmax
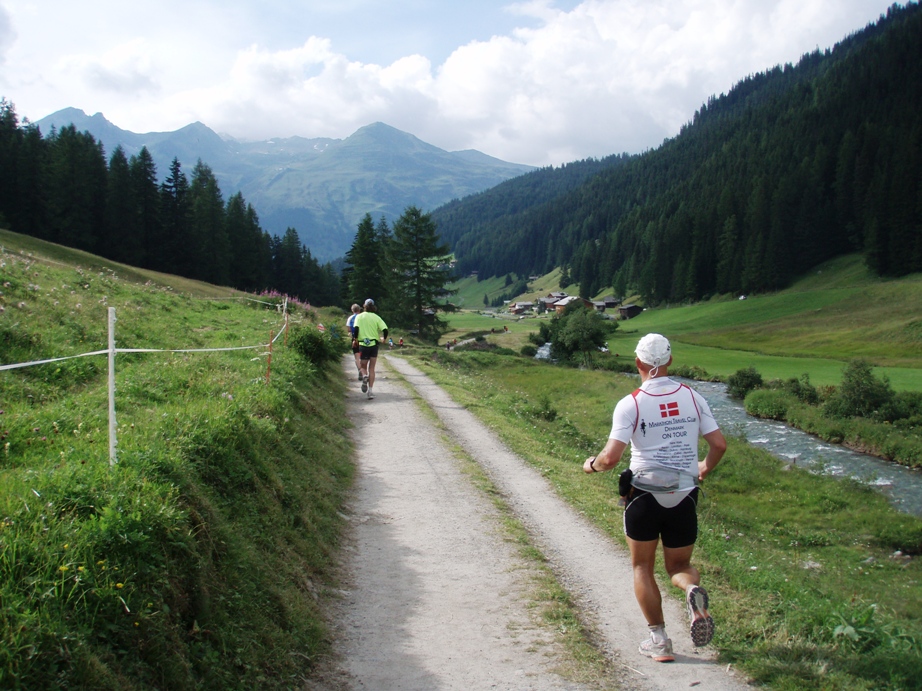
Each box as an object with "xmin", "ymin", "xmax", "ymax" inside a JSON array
[
  {"xmin": 346, "ymin": 303, "xmax": 362, "ymax": 380},
  {"xmin": 583, "ymin": 334, "xmax": 727, "ymax": 662}
]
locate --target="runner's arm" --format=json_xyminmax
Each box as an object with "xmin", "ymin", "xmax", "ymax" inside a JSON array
[
  {"xmin": 583, "ymin": 437, "xmax": 628, "ymax": 474},
  {"xmin": 698, "ymin": 429, "xmax": 727, "ymax": 481}
]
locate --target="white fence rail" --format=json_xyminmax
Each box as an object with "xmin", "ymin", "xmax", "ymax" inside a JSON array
[{"xmin": 2, "ymin": 305, "xmax": 290, "ymax": 466}]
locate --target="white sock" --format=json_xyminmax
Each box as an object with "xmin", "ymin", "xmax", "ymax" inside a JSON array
[{"xmin": 649, "ymin": 625, "xmax": 668, "ymax": 644}]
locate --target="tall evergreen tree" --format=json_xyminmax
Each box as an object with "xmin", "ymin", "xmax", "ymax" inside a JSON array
[
  {"xmin": 0, "ymin": 99, "xmax": 21, "ymax": 230},
  {"xmin": 159, "ymin": 158, "xmax": 190, "ymax": 274},
  {"xmin": 130, "ymin": 147, "xmax": 160, "ymax": 269},
  {"xmin": 188, "ymin": 160, "xmax": 228, "ymax": 284},
  {"xmin": 225, "ymin": 192, "xmax": 268, "ymax": 291},
  {"xmin": 44, "ymin": 124, "xmax": 107, "ymax": 252},
  {"xmin": 103, "ymin": 146, "xmax": 135, "ymax": 264},
  {"xmin": 14, "ymin": 124, "xmax": 48, "ymax": 239},
  {"xmin": 344, "ymin": 213, "xmax": 387, "ymax": 308},
  {"xmin": 274, "ymin": 227, "xmax": 305, "ymax": 298},
  {"xmin": 389, "ymin": 206, "xmax": 456, "ymax": 340},
  {"xmin": 120, "ymin": 147, "xmax": 160, "ymax": 268}
]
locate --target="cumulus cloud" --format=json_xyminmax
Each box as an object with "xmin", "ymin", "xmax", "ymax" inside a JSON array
[
  {"xmin": 3, "ymin": 0, "xmax": 897, "ymax": 166},
  {"xmin": 172, "ymin": 0, "xmax": 891, "ymax": 166},
  {"xmin": 172, "ymin": 38, "xmax": 438, "ymax": 140},
  {"xmin": 59, "ymin": 39, "xmax": 159, "ymax": 95}
]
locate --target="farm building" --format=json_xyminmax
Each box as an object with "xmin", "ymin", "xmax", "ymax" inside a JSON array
[{"xmin": 619, "ymin": 304, "xmax": 643, "ymax": 319}]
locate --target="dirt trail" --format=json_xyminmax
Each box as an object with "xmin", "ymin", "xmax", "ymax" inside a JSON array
[{"xmin": 322, "ymin": 355, "xmax": 750, "ymax": 690}]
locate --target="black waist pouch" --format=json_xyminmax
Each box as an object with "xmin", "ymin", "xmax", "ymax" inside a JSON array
[
  {"xmin": 618, "ymin": 468, "xmax": 633, "ymax": 497},
  {"xmin": 617, "ymin": 468, "xmax": 634, "ymax": 508}
]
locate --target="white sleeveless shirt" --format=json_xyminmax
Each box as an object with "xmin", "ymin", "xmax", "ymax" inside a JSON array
[{"xmin": 610, "ymin": 377, "xmax": 719, "ymax": 507}]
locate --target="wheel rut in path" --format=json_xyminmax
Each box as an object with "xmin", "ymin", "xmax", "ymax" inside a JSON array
[{"xmin": 326, "ymin": 356, "xmax": 750, "ymax": 690}]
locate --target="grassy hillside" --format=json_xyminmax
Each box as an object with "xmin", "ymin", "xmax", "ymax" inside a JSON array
[
  {"xmin": 451, "ymin": 268, "xmax": 578, "ymax": 311},
  {"xmin": 0, "ymin": 230, "xmax": 353, "ymax": 689},
  {"xmin": 449, "ymin": 254, "xmax": 922, "ymax": 391},
  {"xmin": 630, "ymin": 255, "xmax": 922, "ymax": 365},
  {"xmin": 613, "ymin": 254, "xmax": 922, "ymax": 390}
]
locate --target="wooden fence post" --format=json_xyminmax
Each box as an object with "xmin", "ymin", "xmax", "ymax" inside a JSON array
[{"xmin": 266, "ymin": 331, "xmax": 274, "ymax": 384}]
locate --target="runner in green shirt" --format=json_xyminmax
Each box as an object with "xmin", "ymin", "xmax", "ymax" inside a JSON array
[{"xmin": 352, "ymin": 299, "xmax": 389, "ymax": 400}]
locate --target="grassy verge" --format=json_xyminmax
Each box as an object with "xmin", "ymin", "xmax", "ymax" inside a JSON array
[
  {"xmin": 1, "ymin": 239, "xmax": 353, "ymax": 689},
  {"xmin": 399, "ymin": 347, "xmax": 922, "ymax": 690},
  {"xmin": 744, "ymin": 389, "xmax": 922, "ymax": 469}
]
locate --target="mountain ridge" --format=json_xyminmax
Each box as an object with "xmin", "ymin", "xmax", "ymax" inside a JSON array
[{"xmin": 33, "ymin": 110, "xmax": 534, "ymax": 260}]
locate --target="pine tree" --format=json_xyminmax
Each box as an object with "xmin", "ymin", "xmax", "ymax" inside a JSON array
[
  {"xmin": 389, "ymin": 206, "xmax": 456, "ymax": 340},
  {"xmin": 274, "ymin": 227, "xmax": 305, "ymax": 298},
  {"xmin": 225, "ymin": 192, "xmax": 266, "ymax": 291},
  {"xmin": 104, "ymin": 146, "xmax": 135, "ymax": 264},
  {"xmin": 129, "ymin": 146, "xmax": 159, "ymax": 268},
  {"xmin": 0, "ymin": 99, "xmax": 21, "ymax": 230},
  {"xmin": 44, "ymin": 124, "xmax": 107, "ymax": 252},
  {"xmin": 159, "ymin": 158, "xmax": 190, "ymax": 275},
  {"xmin": 344, "ymin": 213, "xmax": 388, "ymax": 308},
  {"xmin": 188, "ymin": 160, "xmax": 228, "ymax": 284}
]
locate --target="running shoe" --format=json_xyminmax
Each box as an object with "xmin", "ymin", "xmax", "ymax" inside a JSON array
[
  {"xmin": 638, "ymin": 635, "xmax": 674, "ymax": 662},
  {"xmin": 361, "ymin": 375, "xmax": 368, "ymax": 393},
  {"xmin": 367, "ymin": 389, "xmax": 375, "ymax": 399},
  {"xmin": 687, "ymin": 585, "xmax": 714, "ymax": 646}
]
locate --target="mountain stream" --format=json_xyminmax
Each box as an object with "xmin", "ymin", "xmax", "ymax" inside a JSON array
[{"xmin": 678, "ymin": 378, "xmax": 922, "ymax": 518}]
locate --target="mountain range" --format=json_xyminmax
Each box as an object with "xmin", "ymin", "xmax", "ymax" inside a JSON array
[{"xmin": 34, "ymin": 109, "xmax": 534, "ymax": 261}]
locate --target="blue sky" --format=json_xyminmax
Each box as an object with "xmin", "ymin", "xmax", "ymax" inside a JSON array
[{"xmin": 0, "ymin": 0, "xmax": 898, "ymax": 166}]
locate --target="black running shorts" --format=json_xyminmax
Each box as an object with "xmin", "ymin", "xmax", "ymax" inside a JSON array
[
  {"xmin": 623, "ymin": 488, "xmax": 699, "ymax": 548},
  {"xmin": 359, "ymin": 344, "xmax": 379, "ymax": 360}
]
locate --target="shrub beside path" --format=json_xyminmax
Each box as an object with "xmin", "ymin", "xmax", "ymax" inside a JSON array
[{"xmin": 319, "ymin": 355, "xmax": 750, "ymax": 690}]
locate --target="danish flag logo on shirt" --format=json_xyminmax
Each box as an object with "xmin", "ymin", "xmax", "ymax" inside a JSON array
[{"xmin": 659, "ymin": 402, "xmax": 680, "ymax": 418}]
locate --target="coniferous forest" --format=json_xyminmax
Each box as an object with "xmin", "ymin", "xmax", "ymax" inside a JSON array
[
  {"xmin": 433, "ymin": 3, "xmax": 922, "ymax": 304},
  {"xmin": 3, "ymin": 4, "xmax": 921, "ymax": 310},
  {"xmin": 0, "ymin": 112, "xmax": 342, "ymax": 307}
]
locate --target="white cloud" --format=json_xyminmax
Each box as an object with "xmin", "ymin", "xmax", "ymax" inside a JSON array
[
  {"xmin": 0, "ymin": 0, "xmax": 899, "ymax": 166},
  {"xmin": 59, "ymin": 39, "xmax": 159, "ymax": 95}
]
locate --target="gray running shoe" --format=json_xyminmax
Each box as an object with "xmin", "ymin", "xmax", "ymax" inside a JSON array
[
  {"xmin": 367, "ymin": 389, "xmax": 375, "ymax": 399},
  {"xmin": 687, "ymin": 585, "xmax": 715, "ymax": 646},
  {"xmin": 638, "ymin": 635, "xmax": 674, "ymax": 662},
  {"xmin": 361, "ymin": 375, "xmax": 368, "ymax": 393}
]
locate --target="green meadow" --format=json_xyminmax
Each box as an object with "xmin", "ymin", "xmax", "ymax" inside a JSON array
[{"xmin": 449, "ymin": 254, "xmax": 922, "ymax": 391}]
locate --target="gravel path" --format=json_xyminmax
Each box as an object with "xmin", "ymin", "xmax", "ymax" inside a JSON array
[{"xmin": 320, "ymin": 355, "xmax": 751, "ymax": 690}]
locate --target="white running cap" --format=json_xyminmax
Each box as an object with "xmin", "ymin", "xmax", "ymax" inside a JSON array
[{"xmin": 635, "ymin": 333, "xmax": 671, "ymax": 367}]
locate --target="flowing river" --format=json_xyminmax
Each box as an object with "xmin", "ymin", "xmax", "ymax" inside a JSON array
[{"xmin": 678, "ymin": 378, "xmax": 922, "ymax": 518}]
